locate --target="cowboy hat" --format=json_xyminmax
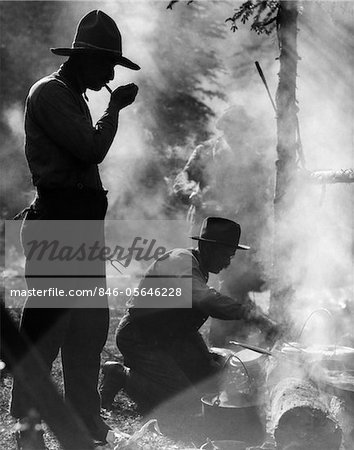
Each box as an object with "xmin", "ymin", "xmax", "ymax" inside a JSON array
[
  {"xmin": 51, "ymin": 10, "xmax": 140, "ymax": 71},
  {"xmin": 191, "ymin": 217, "xmax": 250, "ymax": 250}
]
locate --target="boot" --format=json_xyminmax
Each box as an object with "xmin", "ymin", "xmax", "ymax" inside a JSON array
[{"xmin": 100, "ymin": 361, "xmax": 127, "ymax": 410}]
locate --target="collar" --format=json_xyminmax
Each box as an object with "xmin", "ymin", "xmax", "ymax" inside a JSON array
[
  {"xmin": 191, "ymin": 248, "xmax": 209, "ymax": 282},
  {"xmin": 57, "ymin": 62, "xmax": 87, "ymax": 97}
]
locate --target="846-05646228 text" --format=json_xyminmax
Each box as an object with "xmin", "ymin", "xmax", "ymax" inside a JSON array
[{"xmin": 9, "ymin": 287, "xmax": 183, "ymax": 298}]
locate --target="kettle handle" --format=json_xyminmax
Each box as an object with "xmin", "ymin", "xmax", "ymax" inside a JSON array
[{"xmin": 212, "ymin": 354, "xmax": 253, "ymax": 406}]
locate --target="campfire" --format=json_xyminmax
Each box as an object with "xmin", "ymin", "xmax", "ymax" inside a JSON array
[{"xmin": 201, "ymin": 329, "xmax": 354, "ymax": 450}]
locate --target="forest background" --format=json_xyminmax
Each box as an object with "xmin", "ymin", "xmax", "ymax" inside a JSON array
[
  {"xmin": 0, "ymin": 1, "xmax": 353, "ymax": 448},
  {"xmin": 1, "ymin": 0, "xmax": 353, "ymax": 316}
]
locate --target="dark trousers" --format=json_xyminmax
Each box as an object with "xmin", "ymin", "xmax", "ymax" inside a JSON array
[
  {"xmin": 10, "ymin": 307, "xmax": 109, "ymax": 436},
  {"xmin": 10, "ymin": 189, "xmax": 110, "ymax": 440},
  {"xmin": 116, "ymin": 320, "xmax": 220, "ymax": 421}
]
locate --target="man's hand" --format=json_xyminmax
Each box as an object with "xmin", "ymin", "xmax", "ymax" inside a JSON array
[
  {"xmin": 244, "ymin": 302, "xmax": 286, "ymax": 344},
  {"xmin": 110, "ymin": 83, "xmax": 138, "ymax": 109}
]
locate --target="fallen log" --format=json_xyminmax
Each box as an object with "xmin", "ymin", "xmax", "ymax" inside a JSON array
[{"xmin": 269, "ymin": 376, "xmax": 342, "ymax": 450}]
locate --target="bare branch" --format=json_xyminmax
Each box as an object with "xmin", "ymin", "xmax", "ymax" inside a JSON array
[
  {"xmin": 167, "ymin": 0, "xmax": 179, "ymax": 10},
  {"xmin": 167, "ymin": 0, "xmax": 194, "ymax": 10}
]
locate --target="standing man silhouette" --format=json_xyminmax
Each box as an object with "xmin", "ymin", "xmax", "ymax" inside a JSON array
[{"xmin": 10, "ymin": 10, "xmax": 139, "ymax": 448}]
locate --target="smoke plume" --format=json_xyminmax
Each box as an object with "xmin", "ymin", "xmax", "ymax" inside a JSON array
[{"xmin": 1, "ymin": 1, "xmax": 353, "ymax": 341}]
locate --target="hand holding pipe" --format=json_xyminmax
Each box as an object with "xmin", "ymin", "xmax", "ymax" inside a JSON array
[{"xmin": 105, "ymin": 83, "xmax": 139, "ymax": 109}]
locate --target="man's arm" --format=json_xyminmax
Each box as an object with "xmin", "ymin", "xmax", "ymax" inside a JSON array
[
  {"xmin": 192, "ymin": 267, "xmax": 281, "ymax": 340},
  {"xmin": 193, "ymin": 279, "xmax": 253, "ymax": 320},
  {"xmin": 29, "ymin": 80, "xmax": 137, "ymax": 164}
]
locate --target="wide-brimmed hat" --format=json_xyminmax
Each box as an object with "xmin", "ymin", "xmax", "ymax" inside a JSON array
[
  {"xmin": 191, "ymin": 217, "xmax": 250, "ymax": 250},
  {"xmin": 51, "ymin": 10, "xmax": 140, "ymax": 71}
]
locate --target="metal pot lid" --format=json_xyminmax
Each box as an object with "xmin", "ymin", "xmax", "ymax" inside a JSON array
[
  {"xmin": 231, "ymin": 349, "xmax": 266, "ymax": 364},
  {"xmin": 210, "ymin": 347, "xmax": 236, "ymax": 359}
]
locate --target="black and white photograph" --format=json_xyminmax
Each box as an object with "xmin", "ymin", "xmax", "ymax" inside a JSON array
[{"xmin": 1, "ymin": 1, "xmax": 353, "ymax": 449}]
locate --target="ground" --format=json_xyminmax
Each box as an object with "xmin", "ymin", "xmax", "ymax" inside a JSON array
[
  {"xmin": 0, "ymin": 308, "xmax": 212, "ymax": 450},
  {"xmin": 1, "ymin": 307, "xmax": 351, "ymax": 450}
]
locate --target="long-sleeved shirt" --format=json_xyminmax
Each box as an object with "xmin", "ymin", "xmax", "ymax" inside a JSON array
[
  {"xmin": 24, "ymin": 62, "xmax": 120, "ymax": 190},
  {"xmin": 126, "ymin": 247, "xmax": 268, "ymax": 339}
]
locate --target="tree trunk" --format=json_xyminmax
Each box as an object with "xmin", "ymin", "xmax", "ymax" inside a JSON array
[{"xmin": 270, "ymin": 1, "xmax": 299, "ymax": 321}]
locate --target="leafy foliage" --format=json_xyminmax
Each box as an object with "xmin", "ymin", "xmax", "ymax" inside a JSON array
[
  {"xmin": 148, "ymin": 1, "xmax": 226, "ymax": 147},
  {"xmin": 167, "ymin": 0, "xmax": 280, "ymax": 35},
  {"xmin": 226, "ymin": 0, "xmax": 279, "ymax": 35}
]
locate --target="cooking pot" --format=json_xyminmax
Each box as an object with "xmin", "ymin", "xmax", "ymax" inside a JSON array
[
  {"xmin": 320, "ymin": 369, "xmax": 354, "ymax": 406},
  {"xmin": 230, "ymin": 349, "xmax": 268, "ymax": 387},
  {"xmin": 212, "ymin": 345, "xmax": 268, "ymax": 394},
  {"xmin": 201, "ymin": 392, "xmax": 265, "ymax": 445},
  {"xmin": 278, "ymin": 343, "xmax": 354, "ymax": 371},
  {"xmin": 308, "ymin": 345, "xmax": 354, "ymax": 368}
]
